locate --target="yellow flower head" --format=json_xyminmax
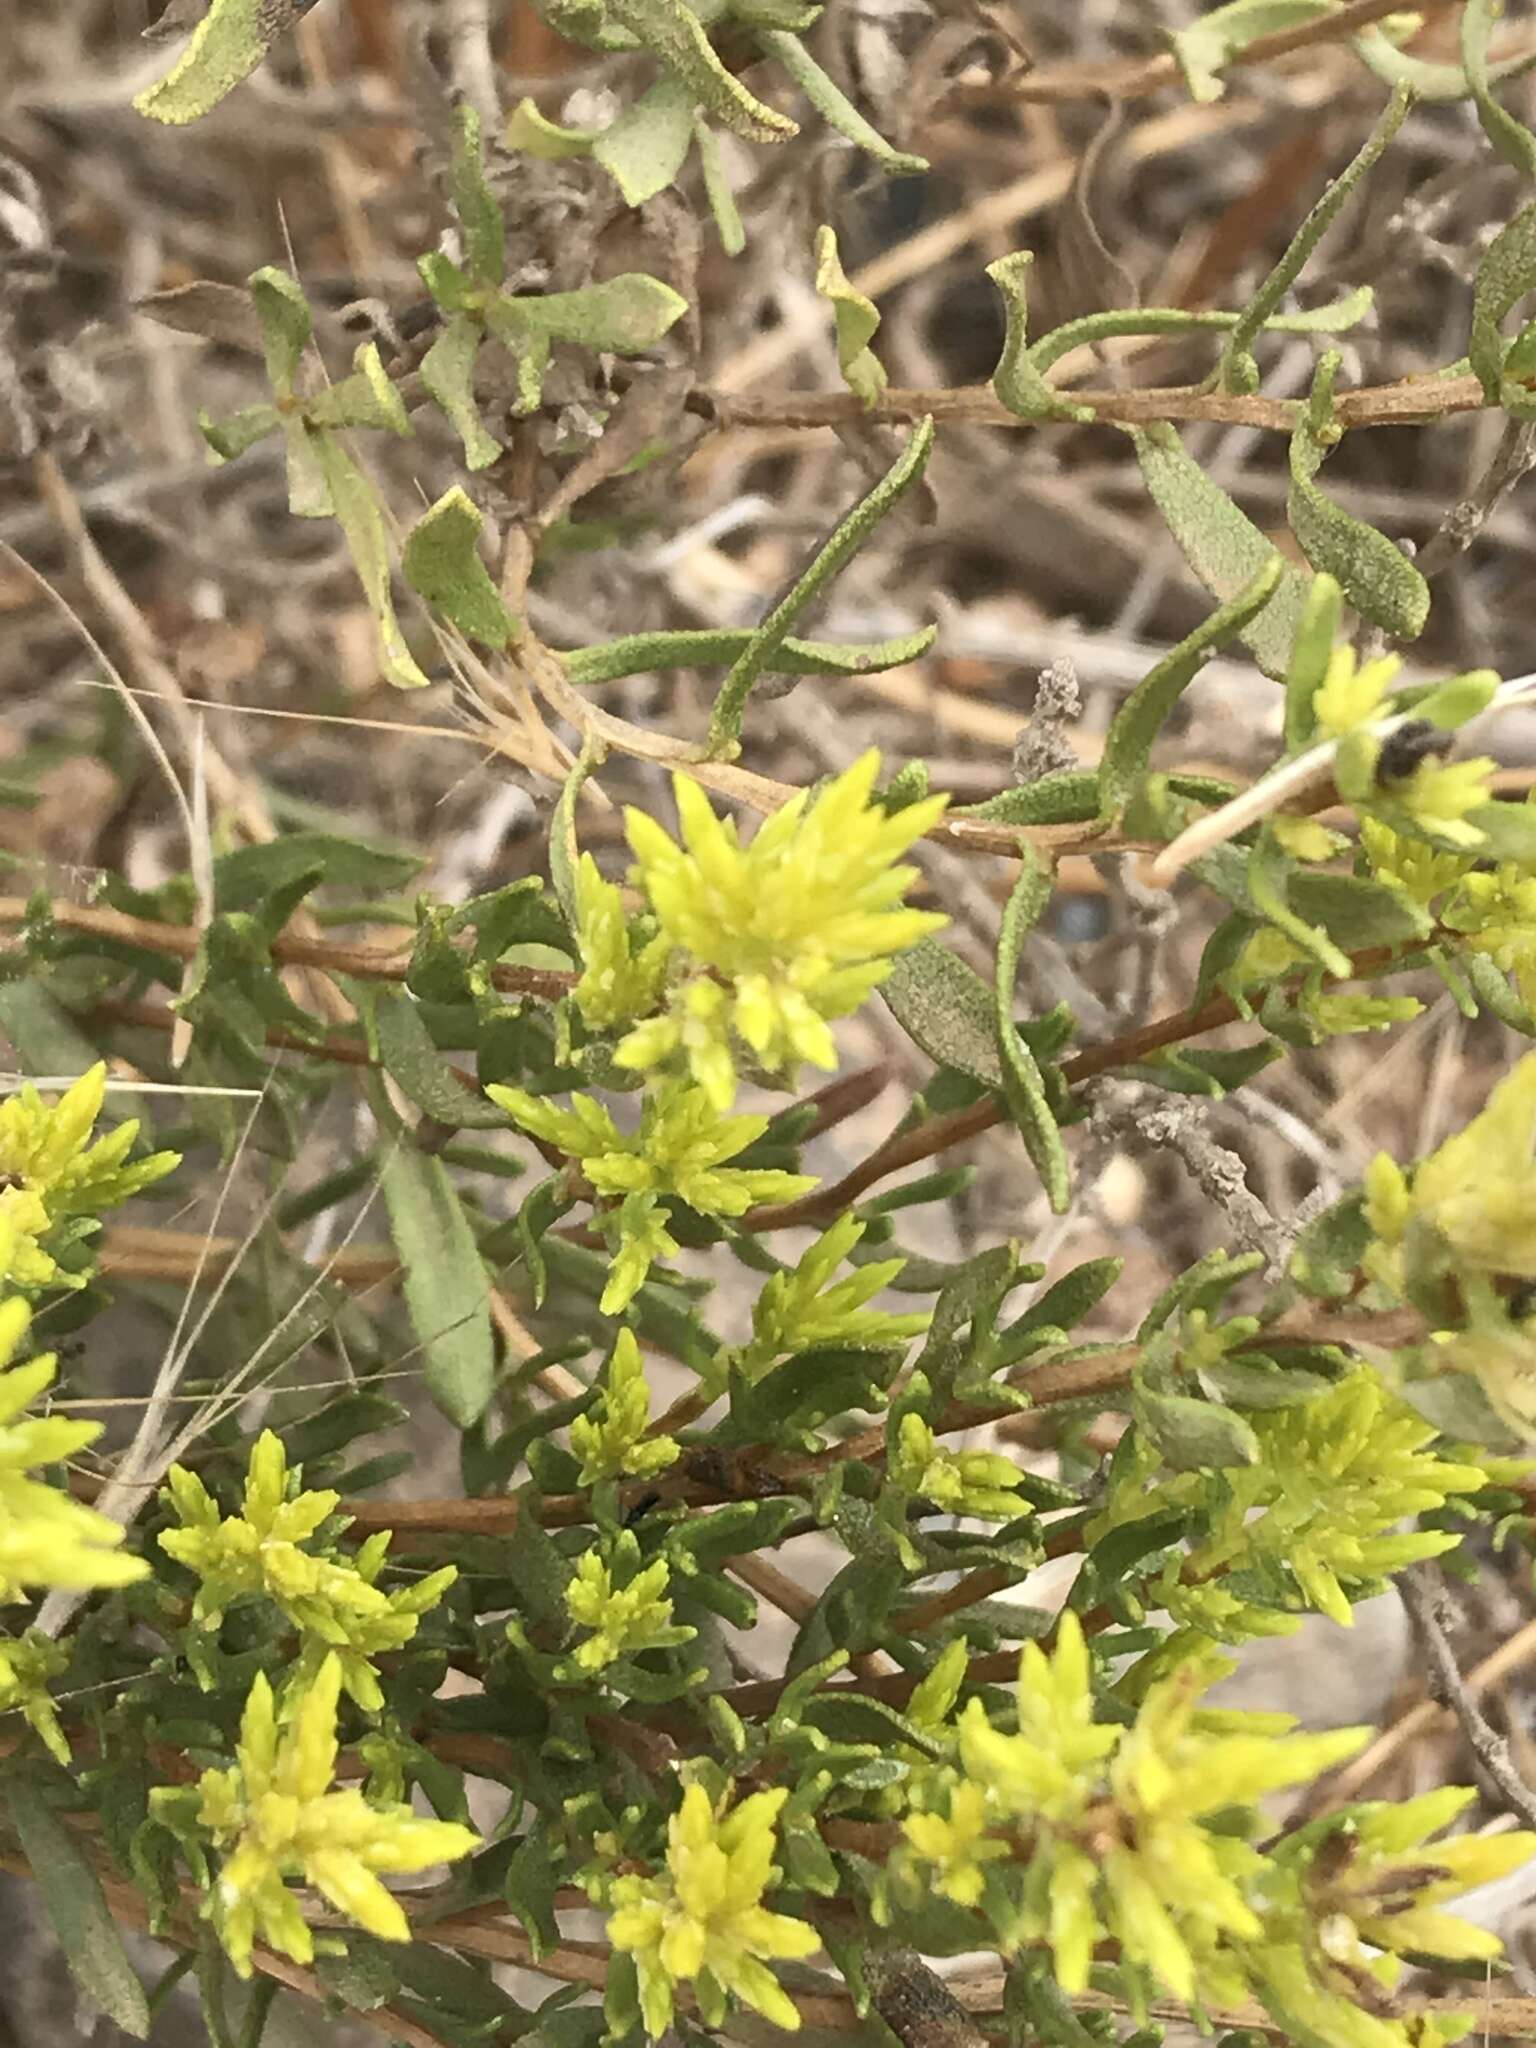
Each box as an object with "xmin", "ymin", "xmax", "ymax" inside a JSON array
[
  {"xmin": 1313, "ymin": 648, "xmax": 1400, "ymax": 738},
  {"xmin": 891, "ymin": 1412, "xmax": 1028, "ymax": 1521},
  {"xmin": 164, "ymin": 1653, "xmax": 478, "ymax": 1976},
  {"xmin": 0, "ymin": 1295, "xmax": 146, "ymax": 1604},
  {"xmin": 616, "ymin": 752, "xmax": 947, "ymax": 1108},
  {"xmin": 564, "ymin": 1543, "xmax": 695, "ymax": 1673},
  {"xmin": 569, "ymin": 1329, "xmax": 680, "ymax": 1486},
  {"xmin": 607, "ymin": 1782, "xmax": 819, "ymax": 2036}
]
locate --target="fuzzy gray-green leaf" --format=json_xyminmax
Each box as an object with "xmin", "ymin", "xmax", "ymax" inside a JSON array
[
  {"xmin": 994, "ymin": 850, "xmax": 1070, "ymax": 1213},
  {"xmin": 5, "ymin": 1780, "xmax": 150, "ymax": 2037},
  {"xmin": 594, "ymin": 71, "xmax": 697, "ymax": 203},
  {"xmin": 421, "ymin": 313, "xmax": 502, "ymax": 470},
  {"xmin": 313, "ymin": 434, "xmax": 431, "ymax": 689},
  {"xmin": 757, "ymin": 27, "xmax": 927, "ymax": 172},
  {"xmin": 379, "ymin": 1140, "xmax": 495, "ymax": 1426},
  {"xmin": 403, "ymin": 487, "xmax": 519, "ymax": 649},
  {"xmin": 134, "ymin": 0, "xmax": 277, "ymax": 123}
]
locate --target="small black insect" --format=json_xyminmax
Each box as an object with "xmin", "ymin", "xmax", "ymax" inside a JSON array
[{"xmin": 1376, "ymin": 718, "xmax": 1452, "ymax": 783}]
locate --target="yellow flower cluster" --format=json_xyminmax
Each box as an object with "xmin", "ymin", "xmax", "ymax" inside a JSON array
[{"xmin": 606, "ymin": 1782, "xmax": 819, "ymax": 2036}]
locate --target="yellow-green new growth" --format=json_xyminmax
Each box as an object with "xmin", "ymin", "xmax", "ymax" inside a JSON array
[
  {"xmin": 1366, "ymin": 1052, "xmax": 1536, "ymax": 1295},
  {"xmin": 0, "ymin": 1293, "xmax": 147, "ymax": 1604},
  {"xmin": 564, "ymin": 1541, "xmax": 695, "ymax": 1672},
  {"xmin": 615, "ymin": 752, "xmax": 947, "ymax": 1109},
  {"xmin": 902, "ymin": 1614, "xmax": 1367, "ymax": 2008},
  {"xmin": 735, "ymin": 1212, "xmax": 930, "ymax": 1383},
  {"xmin": 891, "ymin": 1412, "xmax": 1029, "ymax": 1521},
  {"xmin": 161, "ymin": 1652, "xmax": 478, "ymax": 1976},
  {"xmin": 0, "ymin": 1063, "xmax": 179, "ymax": 1289},
  {"xmin": 606, "ymin": 1782, "xmax": 819, "ymax": 2036},
  {"xmin": 572, "ymin": 852, "xmax": 670, "ymax": 1032},
  {"xmin": 0, "ymin": 1630, "xmax": 71, "ymax": 1765},
  {"xmin": 570, "ymin": 1328, "xmax": 681, "ymax": 1485},
  {"xmin": 1091, "ymin": 1371, "xmax": 1490, "ymax": 1633},
  {"xmin": 160, "ymin": 1430, "xmax": 454, "ymax": 1709},
  {"xmin": 488, "ymin": 1077, "xmax": 814, "ymax": 1312}
]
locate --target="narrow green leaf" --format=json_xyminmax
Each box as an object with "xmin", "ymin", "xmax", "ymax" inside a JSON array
[
  {"xmin": 198, "ymin": 402, "xmax": 282, "ymax": 461},
  {"xmin": 247, "ymin": 265, "xmax": 312, "ymax": 396},
  {"xmin": 307, "ymin": 342, "xmax": 413, "ymax": 436},
  {"xmin": 134, "ymin": 0, "xmax": 276, "ymax": 124},
  {"xmin": 549, "ymin": 747, "xmax": 600, "ymax": 929},
  {"xmin": 1356, "ymin": 20, "xmax": 1536, "ymax": 99},
  {"xmin": 956, "ymin": 772, "xmax": 1101, "ymax": 826},
  {"xmin": 312, "ymin": 434, "xmax": 431, "ymax": 688},
  {"xmin": 986, "ymin": 252, "xmax": 1093, "ymax": 423},
  {"xmin": 1171, "ymin": 0, "xmax": 1332, "ymax": 103},
  {"xmin": 403, "ymin": 487, "xmax": 520, "ymax": 648},
  {"xmin": 1287, "ymin": 353, "xmax": 1429, "ymax": 637},
  {"xmin": 379, "ymin": 1140, "xmax": 495, "ymax": 1426},
  {"xmin": 280, "ymin": 413, "xmax": 333, "ymax": 518},
  {"xmin": 756, "ymin": 28, "xmax": 927, "ymax": 172},
  {"xmin": 695, "ymin": 118, "xmax": 745, "ymax": 255},
  {"xmin": 1463, "ymin": 0, "xmax": 1536, "ymax": 179},
  {"xmin": 1289, "ymin": 869, "xmax": 1430, "ymax": 949},
  {"xmin": 504, "ymin": 273, "xmax": 690, "ymax": 353},
  {"xmin": 1471, "ymin": 200, "xmax": 1536, "ymax": 403},
  {"xmin": 1132, "ymin": 1382, "xmax": 1260, "ymax": 1471},
  {"xmin": 815, "ymin": 225, "xmax": 886, "ymax": 406},
  {"xmin": 608, "ymin": 0, "xmax": 796, "ymax": 142},
  {"xmin": 993, "ymin": 849, "xmax": 1070, "ymax": 1214},
  {"xmin": 707, "ymin": 417, "xmax": 934, "ymax": 753},
  {"xmin": 216, "ymin": 831, "xmax": 421, "ymax": 910},
  {"xmin": 594, "ymin": 72, "xmax": 697, "ymax": 204},
  {"xmin": 451, "ymin": 103, "xmax": 507, "ymax": 286},
  {"xmin": 420, "ymin": 313, "xmax": 502, "ymax": 471},
  {"xmin": 506, "ymin": 98, "xmax": 602, "ymax": 158},
  {"xmin": 1133, "ymin": 422, "xmax": 1311, "ymax": 678},
  {"xmin": 563, "ymin": 624, "xmax": 934, "ymax": 684},
  {"xmin": 376, "ymin": 992, "xmax": 509, "ymax": 1129},
  {"xmin": 1282, "ymin": 572, "xmax": 1343, "ymax": 749},
  {"xmin": 1098, "ymin": 562, "xmax": 1282, "ymax": 820},
  {"xmin": 5, "ymin": 1779, "xmax": 150, "ymax": 2036},
  {"xmin": 506, "ymin": 1824, "xmax": 562, "ymax": 1962},
  {"xmin": 1245, "ymin": 826, "xmax": 1351, "ymax": 977},
  {"xmin": 882, "ymin": 936, "xmax": 1002, "ymax": 1088},
  {"xmin": 1217, "ymin": 83, "xmax": 1413, "ymax": 392},
  {"xmin": 1026, "ymin": 288, "xmax": 1375, "ymax": 378}
]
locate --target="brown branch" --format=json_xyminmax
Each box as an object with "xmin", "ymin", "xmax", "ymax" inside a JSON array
[
  {"xmin": 1397, "ymin": 1564, "xmax": 1536, "ymax": 1831},
  {"xmin": 0, "ymin": 896, "xmax": 575, "ymax": 1001},
  {"xmin": 692, "ymin": 373, "xmax": 1487, "ymax": 440}
]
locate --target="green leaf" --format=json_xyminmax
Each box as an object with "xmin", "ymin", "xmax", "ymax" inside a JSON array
[
  {"xmin": 1246, "ymin": 827, "xmax": 1350, "ymax": 977},
  {"xmin": 756, "ymin": 27, "xmax": 926, "ymax": 171},
  {"xmin": 4, "ymin": 1778, "xmax": 150, "ymax": 2036},
  {"xmin": 1132, "ymin": 423, "xmax": 1311, "ymax": 678},
  {"xmin": 312, "ymin": 433, "xmax": 431, "ymax": 689},
  {"xmin": 247, "ymin": 265, "xmax": 312, "ymax": 396},
  {"xmin": 403, "ymin": 487, "xmax": 520, "ymax": 648},
  {"xmin": 198, "ymin": 402, "xmax": 282, "ymax": 461},
  {"xmin": 307, "ymin": 342, "xmax": 413, "ymax": 436},
  {"xmin": 1287, "ymin": 353, "xmax": 1429, "ymax": 637},
  {"xmin": 1171, "ymin": 0, "xmax": 1334, "ymax": 103},
  {"xmin": 1471, "ymin": 200, "xmax": 1536, "ymax": 405},
  {"xmin": 1356, "ymin": 18, "xmax": 1536, "ymax": 98},
  {"xmin": 563, "ymin": 624, "xmax": 934, "ymax": 684},
  {"xmin": 1132, "ymin": 1381, "xmax": 1261, "ymax": 1472},
  {"xmin": 1288, "ymin": 869, "xmax": 1431, "ymax": 949},
  {"xmin": 814, "ymin": 225, "xmax": 886, "ymax": 406},
  {"xmin": 608, "ymin": 0, "xmax": 796, "ymax": 142},
  {"xmin": 594, "ymin": 72, "xmax": 697, "ymax": 204},
  {"xmin": 957, "ymin": 771, "xmax": 1101, "ymax": 826},
  {"xmin": 1217, "ymin": 83, "xmax": 1412, "ymax": 392},
  {"xmin": 379, "ymin": 1140, "xmax": 495, "ymax": 1425},
  {"xmin": 134, "ymin": 0, "xmax": 278, "ymax": 124},
  {"xmin": 375, "ymin": 991, "xmax": 510, "ymax": 1129},
  {"xmin": 695, "ymin": 118, "xmax": 745, "ymax": 255},
  {"xmin": 986, "ymin": 252, "xmax": 1093, "ymax": 423},
  {"xmin": 215, "ymin": 831, "xmax": 421, "ymax": 911},
  {"xmin": 707, "ymin": 417, "xmax": 934, "ymax": 752},
  {"xmin": 420, "ymin": 313, "xmax": 502, "ymax": 471},
  {"xmin": 451, "ymin": 103, "xmax": 507, "ymax": 286},
  {"xmin": 881, "ymin": 936, "xmax": 1002, "ymax": 1089},
  {"xmin": 721, "ymin": 1346, "xmax": 898, "ymax": 1443},
  {"xmin": 996, "ymin": 1257, "xmax": 1122, "ymax": 1366},
  {"xmin": 506, "ymin": 98, "xmax": 602, "ymax": 158},
  {"xmin": 1282, "ymin": 572, "xmax": 1343, "ymax": 749},
  {"xmin": 486, "ymin": 275, "xmax": 689, "ymax": 415},
  {"xmin": 506, "ymin": 1823, "xmax": 561, "ymax": 1963},
  {"xmin": 993, "ymin": 850, "xmax": 1070, "ymax": 1214},
  {"xmin": 1098, "ymin": 562, "xmax": 1283, "ymax": 819},
  {"xmin": 1463, "ymin": 0, "xmax": 1536, "ymax": 179}
]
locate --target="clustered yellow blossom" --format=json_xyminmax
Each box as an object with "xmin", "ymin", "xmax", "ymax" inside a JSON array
[
  {"xmin": 1312, "ymin": 646, "xmax": 1402, "ymax": 738},
  {"xmin": 488, "ymin": 1077, "xmax": 813, "ymax": 1312},
  {"xmin": 0, "ymin": 1290, "xmax": 147, "ymax": 1605},
  {"xmin": 154, "ymin": 1653, "xmax": 477, "ymax": 1976},
  {"xmin": 571, "ymin": 851, "xmax": 670, "ymax": 1032},
  {"xmin": 569, "ymin": 1328, "xmax": 680, "ymax": 1485},
  {"xmin": 563, "ymin": 1538, "xmax": 695, "ymax": 1673},
  {"xmin": 605, "ymin": 1782, "xmax": 819, "ymax": 2036},
  {"xmin": 613, "ymin": 752, "xmax": 947, "ymax": 1110},
  {"xmin": 0, "ymin": 1630, "xmax": 71, "ymax": 1764},
  {"xmin": 160, "ymin": 1430, "xmax": 454, "ymax": 1710},
  {"xmin": 0, "ymin": 1064, "xmax": 178, "ymax": 1290}
]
